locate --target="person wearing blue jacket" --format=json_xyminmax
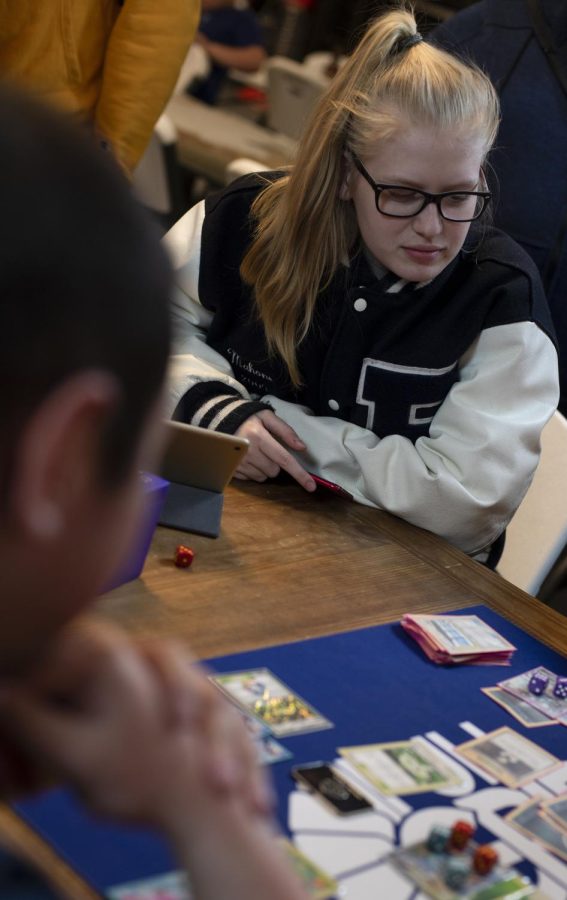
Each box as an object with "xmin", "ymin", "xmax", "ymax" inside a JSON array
[{"xmin": 431, "ymin": 0, "xmax": 567, "ymax": 416}]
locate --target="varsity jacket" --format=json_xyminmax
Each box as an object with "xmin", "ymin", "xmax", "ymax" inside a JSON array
[
  {"xmin": 165, "ymin": 175, "xmax": 559, "ymax": 558},
  {"xmin": 0, "ymin": 0, "xmax": 199, "ymax": 173}
]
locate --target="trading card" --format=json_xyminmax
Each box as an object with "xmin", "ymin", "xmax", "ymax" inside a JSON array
[
  {"xmin": 210, "ymin": 668, "xmax": 333, "ymax": 737},
  {"xmin": 239, "ymin": 710, "xmax": 292, "ymax": 764},
  {"xmin": 278, "ymin": 839, "xmax": 338, "ymax": 899},
  {"xmin": 338, "ymin": 738, "xmax": 461, "ymax": 796},
  {"xmin": 107, "ymin": 870, "xmax": 190, "ymax": 899},
  {"xmin": 456, "ymin": 727, "xmax": 560, "ymax": 788},
  {"xmin": 498, "ymin": 667, "xmax": 567, "ymax": 725},
  {"xmin": 390, "ymin": 840, "xmax": 535, "ymax": 899},
  {"xmin": 256, "ymin": 733, "xmax": 293, "ymax": 765},
  {"xmin": 540, "ymin": 793, "xmax": 567, "ymax": 833},
  {"xmin": 409, "ymin": 615, "xmax": 516, "ymax": 656},
  {"xmin": 292, "ymin": 762, "xmax": 372, "ymax": 815},
  {"xmin": 506, "ymin": 797, "xmax": 567, "ymax": 862},
  {"xmin": 482, "ymin": 687, "xmax": 558, "ymax": 728}
]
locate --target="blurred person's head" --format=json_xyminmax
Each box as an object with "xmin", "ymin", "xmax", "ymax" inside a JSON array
[{"xmin": 0, "ymin": 87, "xmax": 172, "ymax": 675}]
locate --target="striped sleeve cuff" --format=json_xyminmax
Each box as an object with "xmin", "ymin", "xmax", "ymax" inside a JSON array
[{"xmin": 172, "ymin": 381, "xmax": 272, "ymax": 434}]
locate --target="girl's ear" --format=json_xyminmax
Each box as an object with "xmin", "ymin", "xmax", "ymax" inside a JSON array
[{"xmin": 339, "ymin": 152, "xmax": 354, "ymax": 201}]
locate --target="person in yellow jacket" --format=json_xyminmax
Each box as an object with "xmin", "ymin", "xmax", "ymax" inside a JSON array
[{"xmin": 0, "ymin": 0, "xmax": 200, "ymax": 174}]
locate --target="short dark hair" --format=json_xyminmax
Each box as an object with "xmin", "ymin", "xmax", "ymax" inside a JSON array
[{"xmin": 0, "ymin": 87, "xmax": 172, "ymax": 493}]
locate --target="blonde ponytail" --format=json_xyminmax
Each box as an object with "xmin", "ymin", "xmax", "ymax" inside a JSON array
[{"xmin": 241, "ymin": 6, "xmax": 499, "ymax": 387}]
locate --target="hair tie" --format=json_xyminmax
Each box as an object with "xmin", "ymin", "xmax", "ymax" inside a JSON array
[{"xmin": 393, "ymin": 32, "xmax": 423, "ymax": 54}]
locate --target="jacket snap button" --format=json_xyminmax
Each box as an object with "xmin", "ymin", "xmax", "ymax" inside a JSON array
[
  {"xmin": 353, "ymin": 297, "xmax": 367, "ymax": 312},
  {"xmin": 328, "ymin": 399, "xmax": 339, "ymax": 411}
]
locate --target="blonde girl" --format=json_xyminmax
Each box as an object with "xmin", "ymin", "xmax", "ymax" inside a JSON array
[{"xmin": 165, "ymin": 6, "xmax": 558, "ymax": 563}]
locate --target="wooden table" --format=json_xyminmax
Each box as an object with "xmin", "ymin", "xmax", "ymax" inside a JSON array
[
  {"xmin": 97, "ymin": 481, "xmax": 567, "ymax": 658},
  {"xmin": 2, "ymin": 481, "xmax": 566, "ymax": 899}
]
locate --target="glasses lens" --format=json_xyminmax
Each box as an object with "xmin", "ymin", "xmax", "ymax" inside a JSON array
[
  {"xmin": 439, "ymin": 193, "xmax": 484, "ymax": 222},
  {"xmin": 376, "ymin": 186, "xmax": 489, "ymax": 221},
  {"xmin": 378, "ymin": 187, "xmax": 424, "ymax": 217}
]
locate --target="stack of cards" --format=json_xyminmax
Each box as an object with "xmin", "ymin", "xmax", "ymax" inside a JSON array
[
  {"xmin": 506, "ymin": 795, "xmax": 567, "ymax": 863},
  {"xmin": 209, "ymin": 668, "xmax": 333, "ymax": 767},
  {"xmin": 401, "ymin": 614, "xmax": 516, "ymax": 665},
  {"xmin": 497, "ymin": 666, "xmax": 567, "ymax": 726}
]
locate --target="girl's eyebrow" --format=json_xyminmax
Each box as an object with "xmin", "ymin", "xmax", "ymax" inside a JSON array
[
  {"xmin": 379, "ymin": 176, "xmax": 480, "ymax": 191},
  {"xmin": 442, "ymin": 180, "xmax": 481, "ymax": 192}
]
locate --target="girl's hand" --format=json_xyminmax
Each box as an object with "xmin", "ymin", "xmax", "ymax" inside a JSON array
[{"xmin": 235, "ymin": 410, "xmax": 316, "ymax": 492}]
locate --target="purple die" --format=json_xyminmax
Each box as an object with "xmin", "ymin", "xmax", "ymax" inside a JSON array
[
  {"xmin": 528, "ymin": 671, "xmax": 549, "ymax": 696},
  {"xmin": 553, "ymin": 676, "xmax": 567, "ymax": 700}
]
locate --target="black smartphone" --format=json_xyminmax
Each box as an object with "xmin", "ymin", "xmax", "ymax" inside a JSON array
[{"xmin": 292, "ymin": 762, "xmax": 372, "ymax": 815}]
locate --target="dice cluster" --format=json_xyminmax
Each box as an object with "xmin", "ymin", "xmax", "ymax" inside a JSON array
[
  {"xmin": 528, "ymin": 670, "xmax": 567, "ymax": 699},
  {"xmin": 426, "ymin": 821, "xmax": 498, "ymax": 890}
]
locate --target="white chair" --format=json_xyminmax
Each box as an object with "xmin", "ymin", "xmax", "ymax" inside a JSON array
[
  {"xmin": 265, "ymin": 56, "xmax": 329, "ymax": 140},
  {"xmin": 228, "ymin": 63, "xmax": 268, "ymax": 91},
  {"xmin": 224, "ymin": 157, "xmax": 271, "ymax": 184},
  {"xmin": 165, "ymin": 93, "xmax": 297, "ymax": 185},
  {"xmin": 303, "ymin": 51, "xmax": 346, "ymax": 79},
  {"xmin": 497, "ymin": 410, "xmax": 567, "ymax": 596},
  {"xmin": 172, "ymin": 44, "xmax": 211, "ymax": 96}
]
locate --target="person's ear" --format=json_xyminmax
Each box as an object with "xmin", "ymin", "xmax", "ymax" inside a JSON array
[{"xmin": 8, "ymin": 371, "xmax": 121, "ymax": 542}]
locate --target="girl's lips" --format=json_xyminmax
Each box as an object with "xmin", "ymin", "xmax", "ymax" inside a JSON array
[{"xmin": 403, "ymin": 246, "xmax": 443, "ymax": 263}]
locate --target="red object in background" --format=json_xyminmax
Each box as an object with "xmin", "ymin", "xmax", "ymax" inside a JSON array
[
  {"xmin": 236, "ymin": 86, "xmax": 268, "ymax": 107},
  {"xmin": 450, "ymin": 820, "xmax": 475, "ymax": 850},
  {"xmin": 285, "ymin": 0, "xmax": 315, "ymax": 8},
  {"xmin": 473, "ymin": 845, "xmax": 499, "ymax": 876},
  {"xmin": 174, "ymin": 545, "xmax": 195, "ymax": 568}
]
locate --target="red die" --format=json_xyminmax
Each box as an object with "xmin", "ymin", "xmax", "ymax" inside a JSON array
[
  {"xmin": 450, "ymin": 820, "xmax": 475, "ymax": 850},
  {"xmin": 473, "ymin": 845, "xmax": 499, "ymax": 876},
  {"xmin": 174, "ymin": 545, "xmax": 195, "ymax": 568}
]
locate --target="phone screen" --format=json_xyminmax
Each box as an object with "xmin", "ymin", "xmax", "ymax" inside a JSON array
[{"xmin": 292, "ymin": 763, "xmax": 371, "ymax": 815}]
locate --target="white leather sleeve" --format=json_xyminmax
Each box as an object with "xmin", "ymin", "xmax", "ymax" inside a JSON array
[
  {"xmin": 265, "ymin": 322, "xmax": 559, "ymax": 555},
  {"xmin": 164, "ymin": 200, "xmax": 252, "ymax": 416}
]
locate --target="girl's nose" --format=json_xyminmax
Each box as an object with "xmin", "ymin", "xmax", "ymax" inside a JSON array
[{"xmin": 413, "ymin": 200, "xmax": 444, "ymax": 236}]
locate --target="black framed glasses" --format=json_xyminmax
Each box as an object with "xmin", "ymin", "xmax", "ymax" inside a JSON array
[{"xmin": 351, "ymin": 154, "xmax": 491, "ymax": 223}]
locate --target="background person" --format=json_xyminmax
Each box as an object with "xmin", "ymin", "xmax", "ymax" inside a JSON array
[
  {"xmin": 431, "ymin": 0, "xmax": 567, "ymax": 416},
  {"xmin": 191, "ymin": 0, "xmax": 267, "ymax": 105},
  {"xmin": 0, "ymin": 0, "xmax": 199, "ymax": 174}
]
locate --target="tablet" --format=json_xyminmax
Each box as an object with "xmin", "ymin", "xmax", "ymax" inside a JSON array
[
  {"xmin": 159, "ymin": 420, "xmax": 249, "ymax": 492},
  {"xmin": 157, "ymin": 421, "xmax": 249, "ymax": 538}
]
